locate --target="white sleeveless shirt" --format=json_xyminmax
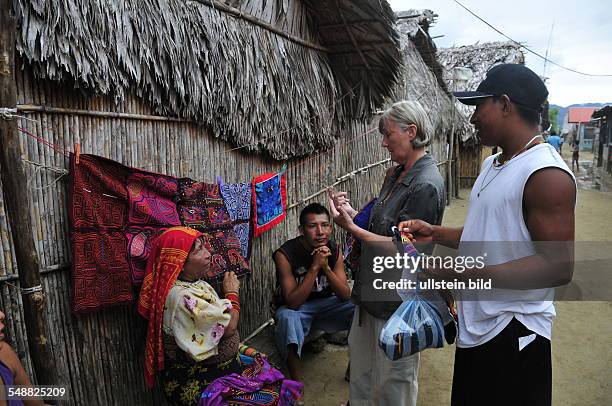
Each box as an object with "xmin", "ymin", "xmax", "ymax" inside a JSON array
[{"xmin": 456, "ymin": 142, "xmax": 575, "ymax": 348}]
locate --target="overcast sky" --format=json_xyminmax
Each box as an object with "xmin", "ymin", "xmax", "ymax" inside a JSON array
[{"xmin": 388, "ymin": 0, "xmax": 612, "ymax": 107}]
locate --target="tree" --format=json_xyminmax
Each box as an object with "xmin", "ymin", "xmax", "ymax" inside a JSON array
[{"xmin": 549, "ymin": 108, "xmax": 560, "ymax": 133}]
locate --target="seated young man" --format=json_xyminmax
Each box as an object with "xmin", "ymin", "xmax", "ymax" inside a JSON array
[{"xmin": 273, "ymin": 203, "xmax": 354, "ymax": 382}]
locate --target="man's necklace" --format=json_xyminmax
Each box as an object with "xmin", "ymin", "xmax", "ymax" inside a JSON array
[{"xmin": 477, "ymin": 135, "xmax": 544, "ymax": 198}]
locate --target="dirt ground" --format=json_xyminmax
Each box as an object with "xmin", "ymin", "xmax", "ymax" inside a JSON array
[{"xmin": 300, "ymin": 158, "xmax": 612, "ymax": 405}]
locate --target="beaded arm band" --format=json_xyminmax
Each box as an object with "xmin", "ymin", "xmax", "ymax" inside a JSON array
[{"xmin": 225, "ymin": 292, "xmax": 240, "ymax": 313}]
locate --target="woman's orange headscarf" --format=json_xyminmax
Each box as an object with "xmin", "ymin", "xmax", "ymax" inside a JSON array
[{"xmin": 137, "ymin": 226, "xmax": 203, "ymax": 388}]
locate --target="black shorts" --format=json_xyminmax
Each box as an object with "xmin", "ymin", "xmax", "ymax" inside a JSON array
[{"xmin": 451, "ymin": 318, "xmax": 552, "ymax": 406}]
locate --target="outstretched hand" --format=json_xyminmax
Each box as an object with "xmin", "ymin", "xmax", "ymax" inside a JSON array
[
  {"xmin": 327, "ymin": 188, "xmax": 357, "ymax": 218},
  {"xmin": 327, "ymin": 188, "xmax": 355, "ymax": 231}
]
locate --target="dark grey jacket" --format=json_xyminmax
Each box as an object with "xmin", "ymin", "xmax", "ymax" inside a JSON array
[{"xmin": 354, "ymin": 153, "xmax": 446, "ymax": 319}]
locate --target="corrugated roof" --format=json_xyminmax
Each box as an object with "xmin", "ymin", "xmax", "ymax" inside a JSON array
[
  {"xmin": 567, "ymin": 107, "xmax": 597, "ymax": 123},
  {"xmin": 592, "ymin": 105, "xmax": 612, "ymax": 119}
]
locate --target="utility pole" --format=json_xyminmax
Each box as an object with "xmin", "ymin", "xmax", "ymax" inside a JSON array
[{"xmin": 0, "ymin": 0, "xmax": 57, "ymax": 386}]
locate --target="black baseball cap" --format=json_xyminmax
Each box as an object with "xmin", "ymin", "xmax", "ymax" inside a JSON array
[{"xmin": 453, "ymin": 64, "xmax": 548, "ymax": 112}]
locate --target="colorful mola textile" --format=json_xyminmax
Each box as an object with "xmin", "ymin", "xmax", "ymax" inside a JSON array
[
  {"xmin": 199, "ymin": 355, "xmax": 303, "ymax": 406},
  {"xmin": 69, "ymin": 154, "xmax": 132, "ymax": 313},
  {"xmin": 251, "ymin": 172, "xmax": 287, "ymax": 238},
  {"xmin": 176, "ymin": 179, "xmax": 250, "ymax": 283},
  {"xmin": 219, "ymin": 179, "xmax": 252, "ymax": 258},
  {"xmin": 69, "ymin": 154, "xmax": 251, "ymax": 313}
]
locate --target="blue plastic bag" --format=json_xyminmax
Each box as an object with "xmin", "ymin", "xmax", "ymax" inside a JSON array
[
  {"xmin": 378, "ymin": 227, "xmax": 449, "ymax": 360},
  {"xmin": 378, "ymin": 294, "xmax": 445, "ymax": 360}
]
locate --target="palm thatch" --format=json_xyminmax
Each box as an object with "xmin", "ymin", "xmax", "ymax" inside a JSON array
[
  {"xmin": 13, "ymin": 0, "xmax": 401, "ymax": 159},
  {"xmin": 305, "ymin": 0, "xmax": 401, "ymax": 116},
  {"xmin": 396, "ymin": 10, "xmax": 448, "ymax": 92},
  {"xmin": 393, "ymin": 9, "xmax": 470, "ymax": 142},
  {"xmin": 437, "ymin": 41, "xmax": 525, "ymax": 142},
  {"xmin": 437, "ymin": 41, "xmax": 525, "ymax": 93}
]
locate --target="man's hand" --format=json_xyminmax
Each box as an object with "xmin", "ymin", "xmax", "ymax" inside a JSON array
[
  {"xmin": 312, "ymin": 246, "xmax": 332, "ymax": 270},
  {"xmin": 222, "ymin": 271, "xmax": 240, "ymax": 294},
  {"xmin": 398, "ymin": 219, "xmax": 435, "ymax": 244}
]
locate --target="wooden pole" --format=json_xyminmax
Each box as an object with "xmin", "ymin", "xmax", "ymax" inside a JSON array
[
  {"xmin": 17, "ymin": 104, "xmax": 192, "ymax": 122},
  {"xmin": 0, "ymin": 0, "xmax": 57, "ymax": 385}
]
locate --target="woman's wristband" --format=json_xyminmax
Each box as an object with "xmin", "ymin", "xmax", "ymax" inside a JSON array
[{"xmin": 225, "ymin": 292, "xmax": 240, "ymax": 313}]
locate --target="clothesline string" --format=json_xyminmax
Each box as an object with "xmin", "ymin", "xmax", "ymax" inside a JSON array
[
  {"xmin": 13, "ymin": 107, "xmax": 395, "ymax": 207},
  {"xmin": 8, "ymin": 80, "xmax": 362, "ymax": 168},
  {"xmin": 18, "ymin": 127, "xmax": 70, "ymax": 156},
  {"xmin": 13, "ymin": 94, "xmax": 381, "ymax": 177},
  {"xmin": 16, "ymin": 121, "xmax": 388, "ymax": 204}
]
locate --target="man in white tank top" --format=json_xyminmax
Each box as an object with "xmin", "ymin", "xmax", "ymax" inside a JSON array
[{"xmin": 398, "ymin": 64, "xmax": 576, "ymax": 406}]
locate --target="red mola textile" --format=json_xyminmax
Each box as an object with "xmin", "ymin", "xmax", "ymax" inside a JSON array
[{"xmin": 69, "ymin": 154, "xmax": 250, "ymax": 313}]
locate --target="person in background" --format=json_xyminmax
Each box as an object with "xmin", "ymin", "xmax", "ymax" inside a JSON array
[
  {"xmin": 572, "ymin": 138, "xmax": 580, "ymax": 172},
  {"xmin": 546, "ymin": 130, "xmax": 561, "ymax": 153}
]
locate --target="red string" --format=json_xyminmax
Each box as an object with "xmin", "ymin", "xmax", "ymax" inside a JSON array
[{"xmin": 17, "ymin": 127, "xmax": 70, "ymax": 157}]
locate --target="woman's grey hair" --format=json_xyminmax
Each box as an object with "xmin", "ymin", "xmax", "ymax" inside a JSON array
[{"xmin": 378, "ymin": 100, "xmax": 432, "ymax": 148}]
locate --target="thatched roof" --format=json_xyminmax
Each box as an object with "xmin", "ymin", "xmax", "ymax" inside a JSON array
[
  {"xmin": 437, "ymin": 41, "xmax": 525, "ymax": 93},
  {"xmin": 391, "ymin": 10, "xmax": 470, "ymax": 142},
  {"xmin": 437, "ymin": 41, "xmax": 525, "ymax": 142},
  {"xmin": 13, "ymin": 0, "xmax": 401, "ymax": 159},
  {"xmin": 306, "ymin": 0, "xmax": 401, "ymax": 115},
  {"xmin": 396, "ymin": 10, "xmax": 448, "ymax": 92}
]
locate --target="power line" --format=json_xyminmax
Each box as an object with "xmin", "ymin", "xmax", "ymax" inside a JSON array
[
  {"xmin": 452, "ymin": 0, "xmax": 612, "ymax": 77},
  {"xmin": 542, "ymin": 20, "xmax": 555, "ymax": 78}
]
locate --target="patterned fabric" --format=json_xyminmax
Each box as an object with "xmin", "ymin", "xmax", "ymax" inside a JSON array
[
  {"xmin": 163, "ymin": 280, "xmax": 232, "ymax": 363},
  {"xmin": 251, "ymin": 172, "xmax": 287, "ymax": 238},
  {"xmin": 128, "ymin": 172, "xmax": 181, "ymax": 226},
  {"xmin": 219, "ymin": 179, "xmax": 252, "ymax": 258},
  {"xmin": 69, "ymin": 154, "xmax": 251, "ymax": 312},
  {"xmin": 163, "ymin": 354, "xmax": 243, "ymax": 406},
  {"xmin": 178, "ymin": 179, "xmax": 250, "ymax": 282},
  {"xmin": 69, "ymin": 154, "xmax": 132, "ymax": 312},
  {"xmin": 126, "ymin": 226, "xmax": 165, "ymax": 285},
  {"xmin": 199, "ymin": 355, "xmax": 303, "ymax": 406},
  {"xmin": 219, "ymin": 180, "xmax": 251, "ymax": 221},
  {"xmin": 198, "ymin": 230, "xmax": 249, "ymax": 284},
  {"xmin": 178, "ymin": 179, "xmax": 233, "ymax": 231},
  {"xmin": 137, "ymin": 226, "xmax": 203, "ymax": 388}
]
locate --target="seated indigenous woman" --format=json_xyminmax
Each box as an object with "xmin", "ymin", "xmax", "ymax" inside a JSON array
[{"xmin": 137, "ymin": 227, "xmax": 302, "ymax": 406}]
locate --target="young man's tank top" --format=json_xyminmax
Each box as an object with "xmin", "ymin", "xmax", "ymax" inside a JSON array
[
  {"xmin": 274, "ymin": 237, "xmax": 338, "ymax": 305},
  {"xmin": 457, "ymin": 142, "xmax": 575, "ymax": 347}
]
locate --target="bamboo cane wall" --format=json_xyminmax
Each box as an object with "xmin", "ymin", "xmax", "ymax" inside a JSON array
[
  {"xmin": 459, "ymin": 144, "xmax": 482, "ymax": 188},
  {"xmin": 0, "ymin": 67, "xmax": 450, "ymax": 405}
]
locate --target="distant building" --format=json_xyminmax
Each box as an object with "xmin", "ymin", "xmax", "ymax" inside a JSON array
[
  {"xmin": 566, "ymin": 107, "xmax": 598, "ymax": 151},
  {"xmin": 592, "ymin": 105, "xmax": 612, "ymax": 175}
]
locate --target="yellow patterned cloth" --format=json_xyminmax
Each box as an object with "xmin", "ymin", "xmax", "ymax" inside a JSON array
[{"xmin": 163, "ymin": 280, "xmax": 232, "ymax": 362}]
